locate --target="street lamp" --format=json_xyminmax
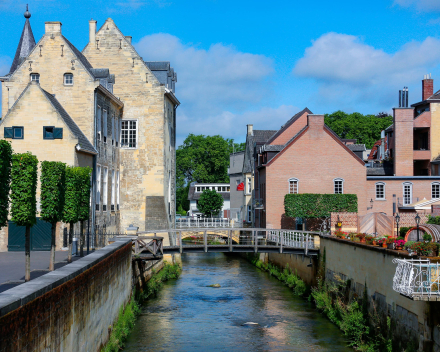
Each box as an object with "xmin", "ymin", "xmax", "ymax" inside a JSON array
[
  {"xmin": 415, "ymin": 214, "xmax": 421, "ymax": 242},
  {"xmin": 337, "ymin": 215, "xmax": 343, "ymax": 228},
  {"xmin": 395, "ymin": 213, "xmax": 400, "ymax": 238}
]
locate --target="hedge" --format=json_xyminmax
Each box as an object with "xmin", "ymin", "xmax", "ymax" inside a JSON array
[
  {"xmin": 284, "ymin": 193, "xmax": 358, "ymax": 219},
  {"xmin": 0, "ymin": 140, "xmax": 13, "ymax": 227}
]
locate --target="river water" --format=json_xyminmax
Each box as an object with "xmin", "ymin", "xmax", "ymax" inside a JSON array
[{"xmin": 124, "ymin": 253, "xmax": 351, "ymax": 352}]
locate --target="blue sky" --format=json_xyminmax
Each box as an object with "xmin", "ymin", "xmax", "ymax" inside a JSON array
[{"xmin": 2, "ymin": 0, "xmax": 440, "ymax": 144}]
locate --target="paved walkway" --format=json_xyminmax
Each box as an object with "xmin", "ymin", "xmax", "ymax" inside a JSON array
[{"xmin": 0, "ymin": 250, "xmax": 85, "ymax": 293}]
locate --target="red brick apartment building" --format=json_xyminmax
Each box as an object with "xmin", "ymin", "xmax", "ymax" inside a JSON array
[{"xmin": 249, "ymin": 78, "xmax": 440, "ymax": 229}]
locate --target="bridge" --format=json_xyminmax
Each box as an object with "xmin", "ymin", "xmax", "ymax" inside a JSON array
[{"xmin": 130, "ymin": 228, "xmax": 320, "ymax": 260}]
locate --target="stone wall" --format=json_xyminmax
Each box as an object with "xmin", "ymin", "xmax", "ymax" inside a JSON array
[{"xmin": 0, "ymin": 238, "xmax": 132, "ymax": 352}]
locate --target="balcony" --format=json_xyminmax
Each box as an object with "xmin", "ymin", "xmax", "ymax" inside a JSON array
[
  {"xmin": 413, "ymin": 149, "xmax": 431, "ymax": 160},
  {"xmin": 397, "ymin": 197, "xmax": 419, "ymax": 207}
]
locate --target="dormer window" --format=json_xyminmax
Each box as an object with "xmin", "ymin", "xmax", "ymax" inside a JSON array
[
  {"xmin": 64, "ymin": 73, "xmax": 73, "ymax": 85},
  {"xmin": 30, "ymin": 73, "xmax": 40, "ymax": 83}
]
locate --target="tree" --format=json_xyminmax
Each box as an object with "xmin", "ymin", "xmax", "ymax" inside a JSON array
[
  {"xmin": 77, "ymin": 167, "xmax": 92, "ymax": 257},
  {"xmin": 10, "ymin": 152, "xmax": 38, "ymax": 282},
  {"xmin": 63, "ymin": 166, "xmax": 80, "ymax": 263},
  {"xmin": 40, "ymin": 161, "xmax": 66, "ymax": 271},
  {"xmin": 0, "ymin": 140, "xmax": 13, "ymax": 228},
  {"xmin": 197, "ymin": 189, "xmax": 224, "ymax": 217},
  {"xmin": 324, "ymin": 111, "xmax": 393, "ymax": 149}
]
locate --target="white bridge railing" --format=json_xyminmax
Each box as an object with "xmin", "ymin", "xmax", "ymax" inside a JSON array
[
  {"xmin": 176, "ymin": 217, "xmax": 240, "ymax": 228},
  {"xmin": 392, "ymin": 258, "xmax": 440, "ymax": 299},
  {"xmin": 267, "ymin": 230, "xmax": 315, "ymax": 249}
]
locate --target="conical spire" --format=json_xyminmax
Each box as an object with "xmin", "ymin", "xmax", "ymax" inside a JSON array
[{"xmin": 9, "ymin": 5, "xmax": 36, "ymax": 74}]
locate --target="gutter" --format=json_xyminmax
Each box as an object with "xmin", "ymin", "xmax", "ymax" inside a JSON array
[
  {"xmin": 164, "ymin": 87, "xmax": 180, "ymax": 106},
  {"xmin": 75, "ymin": 144, "xmax": 98, "ymax": 155}
]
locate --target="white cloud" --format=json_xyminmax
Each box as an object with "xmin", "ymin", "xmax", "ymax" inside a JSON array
[
  {"xmin": 135, "ymin": 34, "xmax": 276, "ymax": 142},
  {"xmin": 293, "ymin": 32, "xmax": 440, "ymax": 107},
  {"xmin": 394, "ymin": 0, "xmax": 440, "ymax": 11}
]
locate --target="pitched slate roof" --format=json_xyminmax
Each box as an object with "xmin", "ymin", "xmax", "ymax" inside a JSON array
[
  {"xmin": 265, "ymin": 107, "xmax": 312, "ymax": 144},
  {"xmin": 41, "ymin": 89, "xmax": 97, "ymax": 154},
  {"xmin": 347, "ymin": 144, "xmax": 366, "ymax": 152},
  {"xmin": 242, "ymin": 129, "xmax": 277, "ymax": 173},
  {"xmin": 9, "ymin": 13, "xmax": 36, "ymax": 74},
  {"xmin": 62, "ymin": 36, "xmax": 95, "ymax": 77},
  {"xmin": 253, "ymin": 130, "xmax": 277, "ymax": 143}
]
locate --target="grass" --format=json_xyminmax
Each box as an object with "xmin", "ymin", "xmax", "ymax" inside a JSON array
[{"xmin": 101, "ymin": 262, "xmax": 181, "ymax": 352}]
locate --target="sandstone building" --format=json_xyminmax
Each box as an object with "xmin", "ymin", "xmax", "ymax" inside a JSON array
[{"xmin": 0, "ymin": 9, "xmax": 178, "ymax": 251}]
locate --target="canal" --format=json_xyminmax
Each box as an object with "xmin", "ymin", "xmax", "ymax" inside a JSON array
[{"xmin": 124, "ymin": 253, "xmax": 351, "ymax": 352}]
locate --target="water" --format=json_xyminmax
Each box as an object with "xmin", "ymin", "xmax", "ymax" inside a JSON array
[{"xmin": 124, "ymin": 253, "xmax": 351, "ymax": 352}]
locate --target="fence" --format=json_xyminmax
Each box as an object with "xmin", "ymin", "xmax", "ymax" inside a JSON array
[{"xmin": 71, "ymin": 232, "xmax": 122, "ymax": 254}]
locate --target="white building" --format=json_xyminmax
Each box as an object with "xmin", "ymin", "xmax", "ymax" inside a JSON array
[{"xmin": 187, "ymin": 183, "xmax": 230, "ymax": 217}]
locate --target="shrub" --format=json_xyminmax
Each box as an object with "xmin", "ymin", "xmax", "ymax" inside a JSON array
[
  {"xmin": 399, "ymin": 227, "xmax": 411, "ymax": 237},
  {"xmin": 427, "ymin": 215, "xmax": 440, "ymax": 225},
  {"xmin": 404, "ymin": 241, "xmax": 415, "ymax": 249},
  {"xmin": 0, "ymin": 140, "xmax": 13, "ymax": 228},
  {"xmin": 197, "ymin": 189, "xmax": 224, "ymax": 217},
  {"xmin": 423, "ymin": 233, "xmax": 432, "ymax": 242}
]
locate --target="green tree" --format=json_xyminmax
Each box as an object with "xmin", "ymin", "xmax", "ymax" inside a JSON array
[
  {"xmin": 197, "ymin": 189, "xmax": 224, "ymax": 217},
  {"xmin": 0, "ymin": 140, "xmax": 13, "ymax": 228},
  {"xmin": 63, "ymin": 166, "xmax": 80, "ymax": 263},
  {"xmin": 324, "ymin": 111, "xmax": 393, "ymax": 149},
  {"xmin": 40, "ymin": 161, "xmax": 66, "ymax": 271},
  {"xmin": 77, "ymin": 167, "xmax": 92, "ymax": 257},
  {"xmin": 10, "ymin": 152, "xmax": 38, "ymax": 282}
]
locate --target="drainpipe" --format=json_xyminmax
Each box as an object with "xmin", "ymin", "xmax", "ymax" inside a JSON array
[{"xmin": 91, "ymin": 90, "xmax": 97, "ymax": 240}]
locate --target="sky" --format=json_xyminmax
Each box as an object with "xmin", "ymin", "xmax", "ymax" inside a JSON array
[{"xmin": 1, "ymin": 0, "xmax": 440, "ymax": 145}]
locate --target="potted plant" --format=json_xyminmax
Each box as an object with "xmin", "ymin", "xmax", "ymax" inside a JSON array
[
  {"xmin": 395, "ymin": 239, "xmax": 406, "ymax": 250},
  {"xmin": 404, "ymin": 241, "xmax": 415, "ymax": 255},
  {"xmin": 365, "ymin": 235, "xmax": 373, "ymax": 245},
  {"xmin": 378, "ymin": 238, "xmax": 387, "ymax": 248},
  {"xmin": 356, "ymin": 233, "xmax": 366, "ymax": 243},
  {"xmin": 386, "ymin": 237, "xmax": 395, "ymax": 249}
]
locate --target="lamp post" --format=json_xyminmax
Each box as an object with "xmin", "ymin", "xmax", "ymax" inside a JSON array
[
  {"xmin": 337, "ymin": 215, "xmax": 342, "ymax": 228},
  {"xmin": 395, "ymin": 213, "xmax": 400, "ymax": 238},
  {"xmin": 415, "ymin": 214, "xmax": 421, "ymax": 242}
]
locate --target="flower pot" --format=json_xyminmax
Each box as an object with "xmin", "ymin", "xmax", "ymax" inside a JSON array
[
  {"xmin": 387, "ymin": 243, "xmax": 394, "ymax": 249},
  {"xmin": 396, "ymin": 246, "xmax": 402, "ymax": 250},
  {"xmin": 372, "ymin": 241, "xmax": 377, "ymax": 246},
  {"xmin": 360, "ymin": 238, "xmax": 366, "ymax": 243},
  {"xmin": 382, "ymin": 243, "xmax": 387, "ymax": 248}
]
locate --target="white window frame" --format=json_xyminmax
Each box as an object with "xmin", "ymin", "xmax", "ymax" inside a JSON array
[
  {"xmin": 30, "ymin": 73, "xmax": 40, "ymax": 83},
  {"xmin": 103, "ymin": 167, "xmax": 108, "ymax": 211},
  {"xmin": 97, "ymin": 106, "xmax": 102, "ymax": 141},
  {"xmin": 247, "ymin": 177, "xmax": 252, "ymax": 194},
  {"xmin": 403, "ymin": 182, "xmax": 413, "ymax": 206},
  {"xmin": 121, "ymin": 119, "xmax": 138, "ymax": 149},
  {"xmin": 111, "ymin": 170, "xmax": 115, "ymax": 209},
  {"xmin": 334, "ymin": 178, "xmax": 344, "ymax": 194},
  {"xmin": 432, "ymin": 182, "xmax": 440, "ymax": 199},
  {"xmin": 96, "ymin": 165, "xmax": 101, "ymax": 208},
  {"xmin": 64, "ymin": 73, "xmax": 73, "ymax": 86},
  {"xmin": 116, "ymin": 170, "xmax": 120, "ymax": 210},
  {"xmin": 288, "ymin": 178, "xmax": 299, "ymax": 194},
  {"xmin": 375, "ymin": 182, "xmax": 386, "ymax": 200}
]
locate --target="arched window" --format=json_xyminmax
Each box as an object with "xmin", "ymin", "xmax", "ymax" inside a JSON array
[
  {"xmin": 403, "ymin": 182, "xmax": 413, "ymax": 205},
  {"xmin": 375, "ymin": 182, "xmax": 385, "ymax": 200},
  {"xmin": 30, "ymin": 73, "xmax": 40, "ymax": 83},
  {"xmin": 432, "ymin": 182, "xmax": 440, "ymax": 199},
  {"xmin": 334, "ymin": 178, "xmax": 344, "ymax": 194},
  {"xmin": 288, "ymin": 178, "xmax": 298, "ymax": 194},
  {"xmin": 64, "ymin": 73, "xmax": 73, "ymax": 85}
]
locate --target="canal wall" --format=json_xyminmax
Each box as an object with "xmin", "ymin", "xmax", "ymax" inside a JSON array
[
  {"xmin": 266, "ymin": 235, "xmax": 440, "ymax": 351},
  {"xmin": 0, "ymin": 238, "xmax": 133, "ymax": 352}
]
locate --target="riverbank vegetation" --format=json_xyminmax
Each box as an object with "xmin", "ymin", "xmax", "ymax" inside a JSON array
[
  {"xmin": 247, "ymin": 253, "xmax": 415, "ymax": 351},
  {"xmin": 102, "ymin": 262, "xmax": 181, "ymax": 352}
]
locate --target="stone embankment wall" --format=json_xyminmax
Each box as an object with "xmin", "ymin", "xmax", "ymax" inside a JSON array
[
  {"xmin": 0, "ymin": 239, "xmax": 133, "ymax": 352},
  {"xmin": 266, "ymin": 235, "xmax": 440, "ymax": 351}
]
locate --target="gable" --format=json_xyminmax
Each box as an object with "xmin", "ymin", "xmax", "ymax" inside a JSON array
[{"xmin": 267, "ymin": 108, "xmax": 312, "ymax": 145}]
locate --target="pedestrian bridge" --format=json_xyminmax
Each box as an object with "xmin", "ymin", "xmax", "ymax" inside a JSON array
[{"xmin": 132, "ymin": 228, "xmax": 320, "ymax": 260}]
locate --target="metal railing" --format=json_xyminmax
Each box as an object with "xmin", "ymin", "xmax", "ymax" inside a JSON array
[
  {"xmin": 397, "ymin": 197, "xmax": 419, "ymax": 207},
  {"xmin": 267, "ymin": 230, "xmax": 315, "ymax": 249},
  {"xmin": 176, "ymin": 217, "xmax": 240, "ymax": 228},
  {"xmin": 72, "ymin": 232, "xmax": 121, "ymax": 253},
  {"xmin": 392, "ymin": 258, "xmax": 440, "ymax": 299}
]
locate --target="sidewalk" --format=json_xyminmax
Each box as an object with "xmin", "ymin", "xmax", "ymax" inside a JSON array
[{"xmin": 0, "ymin": 250, "xmax": 85, "ymax": 293}]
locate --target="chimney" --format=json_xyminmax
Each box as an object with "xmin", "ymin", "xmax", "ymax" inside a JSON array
[
  {"xmin": 393, "ymin": 107, "xmax": 414, "ymax": 176},
  {"xmin": 125, "ymin": 36, "xmax": 132, "ymax": 44},
  {"xmin": 307, "ymin": 114, "xmax": 324, "ymax": 129},
  {"xmin": 45, "ymin": 21, "xmax": 62, "ymax": 35},
  {"xmin": 89, "ymin": 19, "xmax": 97, "ymax": 45},
  {"xmin": 422, "ymin": 74, "xmax": 433, "ymax": 101},
  {"xmin": 247, "ymin": 124, "xmax": 253, "ymax": 136}
]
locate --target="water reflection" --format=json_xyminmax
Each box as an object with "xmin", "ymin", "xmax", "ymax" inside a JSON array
[{"xmin": 124, "ymin": 253, "xmax": 351, "ymax": 352}]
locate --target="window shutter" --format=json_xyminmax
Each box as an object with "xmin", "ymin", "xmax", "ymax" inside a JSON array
[
  {"xmin": 54, "ymin": 128, "xmax": 63, "ymax": 139},
  {"xmin": 112, "ymin": 118, "xmax": 115, "ymax": 142},
  {"xmin": 97, "ymin": 107, "xmax": 102, "ymax": 135},
  {"xmin": 103, "ymin": 110, "xmax": 108, "ymax": 138},
  {"xmin": 4, "ymin": 127, "xmax": 12, "ymax": 138}
]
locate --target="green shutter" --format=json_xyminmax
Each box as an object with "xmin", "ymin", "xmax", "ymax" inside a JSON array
[
  {"xmin": 54, "ymin": 128, "xmax": 63, "ymax": 139},
  {"xmin": 4, "ymin": 127, "xmax": 12, "ymax": 138}
]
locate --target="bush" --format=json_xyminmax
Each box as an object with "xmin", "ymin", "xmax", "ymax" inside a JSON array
[
  {"xmin": 427, "ymin": 215, "xmax": 440, "ymax": 225},
  {"xmin": 423, "ymin": 233, "xmax": 432, "ymax": 242},
  {"xmin": 399, "ymin": 227, "xmax": 411, "ymax": 237},
  {"xmin": 0, "ymin": 140, "xmax": 12, "ymax": 228},
  {"xmin": 197, "ymin": 189, "xmax": 224, "ymax": 217}
]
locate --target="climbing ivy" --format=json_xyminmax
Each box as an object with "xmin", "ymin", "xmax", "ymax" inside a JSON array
[
  {"xmin": 0, "ymin": 140, "xmax": 13, "ymax": 227},
  {"xmin": 284, "ymin": 193, "xmax": 357, "ymax": 219}
]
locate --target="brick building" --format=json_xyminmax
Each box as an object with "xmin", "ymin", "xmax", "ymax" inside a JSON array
[{"xmin": 0, "ymin": 9, "xmax": 178, "ymax": 250}]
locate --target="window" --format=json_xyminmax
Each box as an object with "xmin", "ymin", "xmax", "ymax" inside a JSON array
[
  {"xmin": 97, "ymin": 106, "xmax": 102, "ymax": 141},
  {"xmin": 96, "ymin": 165, "xmax": 101, "ymax": 210},
  {"xmin": 196, "ymin": 187, "xmax": 200, "ymax": 192},
  {"xmin": 4, "ymin": 126, "xmax": 23, "ymax": 139},
  {"xmin": 227, "ymin": 187, "xmax": 230, "ymax": 192},
  {"xmin": 432, "ymin": 182, "xmax": 440, "ymax": 199},
  {"xmin": 103, "ymin": 167, "xmax": 108, "ymax": 211},
  {"xmin": 247, "ymin": 177, "xmax": 252, "ymax": 194},
  {"xmin": 103, "ymin": 110, "xmax": 108, "ymax": 143},
  {"xmin": 236, "ymin": 179, "xmax": 241, "ymax": 186},
  {"xmin": 112, "ymin": 115, "xmax": 115, "ymax": 146},
  {"xmin": 30, "ymin": 73, "xmax": 40, "ymax": 83},
  {"xmin": 116, "ymin": 170, "xmax": 120, "ymax": 210},
  {"xmin": 376, "ymin": 182, "xmax": 385, "ymax": 200},
  {"xmin": 111, "ymin": 170, "xmax": 115, "ymax": 211},
  {"xmin": 403, "ymin": 182, "xmax": 413, "ymax": 205},
  {"xmin": 247, "ymin": 205, "xmax": 252, "ymax": 222},
  {"xmin": 121, "ymin": 120, "xmax": 137, "ymax": 148},
  {"xmin": 289, "ymin": 178, "xmax": 298, "ymax": 194},
  {"xmin": 43, "ymin": 126, "xmax": 63, "ymax": 139},
  {"xmin": 116, "ymin": 118, "xmax": 120, "ymax": 147},
  {"xmin": 64, "ymin": 73, "xmax": 73, "ymax": 85},
  {"xmin": 334, "ymin": 178, "xmax": 344, "ymax": 194}
]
